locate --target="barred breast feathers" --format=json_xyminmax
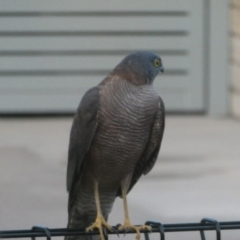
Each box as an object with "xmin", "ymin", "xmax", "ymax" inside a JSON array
[{"xmin": 99, "ymin": 76, "xmax": 159, "ymax": 119}]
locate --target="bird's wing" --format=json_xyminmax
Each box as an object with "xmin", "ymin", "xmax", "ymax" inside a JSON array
[
  {"xmin": 67, "ymin": 87, "xmax": 100, "ymax": 211},
  {"xmin": 125, "ymin": 96, "xmax": 165, "ymax": 195}
]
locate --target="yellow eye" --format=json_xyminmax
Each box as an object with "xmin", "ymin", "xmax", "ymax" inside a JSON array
[{"xmin": 153, "ymin": 58, "xmax": 160, "ymax": 67}]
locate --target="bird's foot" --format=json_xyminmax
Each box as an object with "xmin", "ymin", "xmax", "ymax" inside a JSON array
[
  {"xmin": 86, "ymin": 215, "xmax": 112, "ymax": 240},
  {"xmin": 118, "ymin": 220, "xmax": 151, "ymax": 240}
]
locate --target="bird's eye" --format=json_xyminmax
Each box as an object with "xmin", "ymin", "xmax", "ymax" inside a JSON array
[{"xmin": 153, "ymin": 58, "xmax": 160, "ymax": 67}]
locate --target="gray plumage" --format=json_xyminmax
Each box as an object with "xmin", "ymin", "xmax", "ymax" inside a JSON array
[{"xmin": 66, "ymin": 52, "xmax": 165, "ymax": 240}]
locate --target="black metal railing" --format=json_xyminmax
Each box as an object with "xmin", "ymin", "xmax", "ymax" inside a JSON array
[{"xmin": 1, "ymin": 218, "xmax": 240, "ymax": 240}]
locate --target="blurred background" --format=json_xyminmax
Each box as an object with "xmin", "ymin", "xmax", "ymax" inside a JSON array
[{"xmin": 0, "ymin": 0, "xmax": 240, "ymax": 239}]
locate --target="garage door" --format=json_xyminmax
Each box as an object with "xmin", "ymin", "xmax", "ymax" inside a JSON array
[{"xmin": 0, "ymin": 0, "xmax": 205, "ymax": 113}]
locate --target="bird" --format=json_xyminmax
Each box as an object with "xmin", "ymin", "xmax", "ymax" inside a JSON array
[{"xmin": 65, "ymin": 51, "xmax": 165, "ymax": 240}]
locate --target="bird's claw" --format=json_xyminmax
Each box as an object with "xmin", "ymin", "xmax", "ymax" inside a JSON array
[
  {"xmin": 102, "ymin": 226, "xmax": 109, "ymax": 240},
  {"xmin": 124, "ymin": 228, "xmax": 130, "ymax": 237},
  {"xmin": 86, "ymin": 215, "xmax": 112, "ymax": 240},
  {"xmin": 111, "ymin": 225, "xmax": 120, "ymax": 237},
  {"xmin": 118, "ymin": 221, "xmax": 151, "ymax": 240}
]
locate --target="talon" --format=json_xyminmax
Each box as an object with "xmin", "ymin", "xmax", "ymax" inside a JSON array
[
  {"xmin": 111, "ymin": 226, "xmax": 119, "ymax": 237},
  {"xmin": 86, "ymin": 215, "xmax": 112, "ymax": 240},
  {"xmin": 139, "ymin": 225, "xmax": 152, "ymax": 231},
  {"xmin": 124, "ymin": 228, "xmax": 128, "ymax": 237},
  {"xmin": 124, "ymin": 227, "xmax": 130, "ymax": 236},
  {"xmin": 102, "ymin": 226, "xmax": 108, "ymax": 239},
  {"xmin": 118, "ymin": 222, "xmax": 151, "ymax": 240}
]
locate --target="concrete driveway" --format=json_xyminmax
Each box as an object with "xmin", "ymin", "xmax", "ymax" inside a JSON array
[{"xmin": 0, "ymin": 116, "xmax": 240, "ymax": 240}]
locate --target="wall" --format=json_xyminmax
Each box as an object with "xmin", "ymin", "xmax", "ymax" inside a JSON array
[
  {"xmin": 231, "ymin": 0, "xmax": 240, "ymax": 119},
  {"xmin": 0, "ymin": 0, "xmax": 231, "ymax": 115},
  {"xmin": 0, "ymin": 0, "xmax": 205, "ymax": 114}
]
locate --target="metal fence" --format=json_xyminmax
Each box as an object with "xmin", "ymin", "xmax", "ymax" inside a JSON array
[{"xmin": 1, "ymin": 218, "xmax": 240, "ymax": 240}]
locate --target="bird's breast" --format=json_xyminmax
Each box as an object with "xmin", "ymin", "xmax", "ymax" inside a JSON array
[{"xmin": 88, "ymin": 79, "xmax": 159, "ymax": 183}]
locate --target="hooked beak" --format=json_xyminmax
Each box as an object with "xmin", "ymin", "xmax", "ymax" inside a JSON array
[{"xmin": 160, "ymin": 65, "xmax": 164, "ymax": 73}]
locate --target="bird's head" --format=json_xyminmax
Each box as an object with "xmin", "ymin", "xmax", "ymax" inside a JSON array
[{"xmin": 113, "ymin": 51, "xmax": 164, "ymax": 85}]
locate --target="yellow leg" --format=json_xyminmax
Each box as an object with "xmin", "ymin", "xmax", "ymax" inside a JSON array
[
  {"xmin": 118, "ymin": 185, "xmax": 151, "ymax": 240},
  {"xmin": 86, "ymin": 181, "xmax": 112, "ymax": 240}
]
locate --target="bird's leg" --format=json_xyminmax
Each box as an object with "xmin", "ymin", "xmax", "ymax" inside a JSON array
[
  {"xmin": 86, "ymin": 180, "xmax": 112, "ymax": 240},
  {"xmin": 118, "ymin": 185, "xmax": 151, "ymax": 240}
]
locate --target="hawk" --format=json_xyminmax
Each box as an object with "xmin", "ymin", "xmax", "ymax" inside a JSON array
[{"xmin": 66, "ymin": 52, "xmax": 165, "ymax": 240}]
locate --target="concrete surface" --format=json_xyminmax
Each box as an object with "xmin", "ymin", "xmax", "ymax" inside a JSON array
[{"xmin": 0, "ymin": 116, "xmax": 240, "ymax": 240}]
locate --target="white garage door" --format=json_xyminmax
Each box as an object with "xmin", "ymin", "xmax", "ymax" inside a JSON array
[{"xmin": 0, "ymin": 0, "xmax": 205, "ymax": 113}]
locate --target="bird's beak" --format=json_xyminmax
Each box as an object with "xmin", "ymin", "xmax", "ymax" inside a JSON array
[{"xmin": 160, "ymin": 66, "xmax": 164, "ymax": 73}]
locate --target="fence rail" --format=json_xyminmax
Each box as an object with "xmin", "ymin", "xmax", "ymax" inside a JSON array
[{"xmin": 1, "ymin": 218, "xmax": 240, "ymax": 240}]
